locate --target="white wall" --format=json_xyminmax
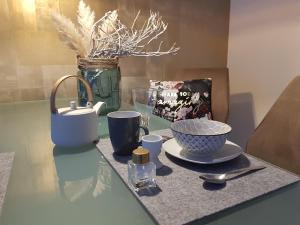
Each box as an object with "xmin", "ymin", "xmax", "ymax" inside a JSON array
[{"xmin": 227, "ymin": 0, "xmax": 300, "ymax": 147}]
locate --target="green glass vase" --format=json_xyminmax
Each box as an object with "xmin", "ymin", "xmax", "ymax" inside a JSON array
[{"xmin": 77, "ymin": 58, "xmax": 121, "ymax": 115}]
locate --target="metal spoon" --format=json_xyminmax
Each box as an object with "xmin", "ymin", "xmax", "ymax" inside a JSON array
[{"xmin": 199, "ymin": 165, "xmax": 266, "ymax": 184}]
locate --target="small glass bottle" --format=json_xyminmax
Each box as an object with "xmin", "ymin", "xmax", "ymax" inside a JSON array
[{"xmin": 128, "ymin": 147, "xmax": 156, "ymax": 191}]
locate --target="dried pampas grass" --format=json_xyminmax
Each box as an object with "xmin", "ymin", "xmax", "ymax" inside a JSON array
[
  {"xmin": 51, "ymin": 10, "xmax": 87, "ymax": 57},
  {"xmin": 77, "ymin": 0, "xmax": 95, "ymax": 52},
  {"xmin": 50, "ymin": 0, "xmax": 94, "ymax": 57}
]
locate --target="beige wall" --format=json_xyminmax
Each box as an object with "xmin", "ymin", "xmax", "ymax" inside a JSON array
[
  {"xmin": 228, "ymin": 0, "xmax": 300, "ymax": 147},
  {"xmin": 0, "ymin": 0, "xmax": 230, "ymax": 103}
]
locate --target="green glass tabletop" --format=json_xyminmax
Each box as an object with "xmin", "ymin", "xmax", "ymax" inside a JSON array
[
  {"xmin": 0, "ymin": 100, "xmax": 300, "ymax": 225},
  {"xmin": 0, "ymin": 100, "xmax": 158, "ymax": 225}
]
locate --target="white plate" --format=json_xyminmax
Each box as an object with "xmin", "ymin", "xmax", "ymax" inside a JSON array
[{"xmin": 163, "ymin": 138, "xmax": 244, "ymax": 164}]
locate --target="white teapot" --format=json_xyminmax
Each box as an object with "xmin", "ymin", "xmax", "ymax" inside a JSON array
[{"xmin": 50, "ymin": 75, "xmax": 105, "ymax": 147}]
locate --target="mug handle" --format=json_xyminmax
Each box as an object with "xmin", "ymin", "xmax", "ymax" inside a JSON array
[{"xmin": 139, "ymin": 126, "xmax": 149, "ymax": 145}]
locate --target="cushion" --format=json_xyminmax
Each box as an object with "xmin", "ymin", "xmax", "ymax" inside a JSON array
[{"xmin": 149, "ymin": 79, "xmax": 212, "ymax": 122}]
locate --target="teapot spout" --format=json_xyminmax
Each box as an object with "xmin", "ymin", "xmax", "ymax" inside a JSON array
[{"xmin": 93, "ymin": 102, "xmax": 106, "ymax": 115}]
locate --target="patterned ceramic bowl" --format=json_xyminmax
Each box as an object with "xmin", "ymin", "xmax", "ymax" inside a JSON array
[{"xmin": 170, "ymin": 118, "xmax": 232, "ymax": 155}]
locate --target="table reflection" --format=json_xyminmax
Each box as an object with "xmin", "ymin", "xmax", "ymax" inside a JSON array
[{"xmin": 53, "ymin": 145, "xmax": 111, "ymax": 202}]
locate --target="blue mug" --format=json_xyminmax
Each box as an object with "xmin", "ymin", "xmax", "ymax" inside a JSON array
[{"xmin": 107, "ymin": 111, "xmax": 149, "ymax": 156}]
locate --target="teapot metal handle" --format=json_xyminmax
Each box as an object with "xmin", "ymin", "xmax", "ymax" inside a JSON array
[{"xmin": 50, "ymin": 75, "xmax": 93, "ymax": 114}]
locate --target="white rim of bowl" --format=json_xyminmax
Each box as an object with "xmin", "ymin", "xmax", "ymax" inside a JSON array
[
  {"xmin": 107, "ymin": 111, "xmax": 141, "ymax": 118},
  {"xmin": 170, "ymin": 120, "xmax": 232, "ymax": 137}
]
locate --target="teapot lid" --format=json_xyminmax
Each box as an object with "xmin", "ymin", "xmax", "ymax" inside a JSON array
[
  {"xmin": 57, "ymin": 101, "xmax": 94, "ymax": 116},
  {"xmin": 58, "ymin": 107, "xmax": 94, "ymax": 116}
]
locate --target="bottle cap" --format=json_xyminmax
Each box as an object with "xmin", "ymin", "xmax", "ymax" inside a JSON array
[{"xmin": 132, "ymin": 147, "xmax": 149, "ymax": 164}]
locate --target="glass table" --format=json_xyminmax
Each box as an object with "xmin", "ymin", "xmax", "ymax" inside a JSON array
[{"xmin": 0, "ymin": 100, "xmax": 299, "ymax": 225}]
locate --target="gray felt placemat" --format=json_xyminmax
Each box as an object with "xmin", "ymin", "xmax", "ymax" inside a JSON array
[
  {"xmin": 0, "ymin": 152, "xmax": 14, "ymax": 215},
  {"xmin": 97, "ymin": 129, "xmax": 299, "ymax": 225}
]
